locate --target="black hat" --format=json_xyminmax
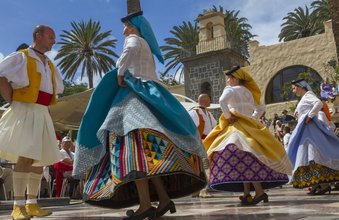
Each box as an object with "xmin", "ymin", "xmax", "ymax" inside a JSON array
[
  {"xmin": 121, "ymin": 11, "xmax": 143, "ymax": 23},
  {"xmin": 16, "ymin": 43, "xmax": 29, "ymax": 51},
  {"xmin": 291, "ymin": 78, "xmax": 305, "ymax": 84},
  {"xmin": 224, "ymin": 66, "xmax": 240, "ymax": 76},
  {"xmin": 121, "ymin": 0, "xmax": 142, "ymax": 23}
]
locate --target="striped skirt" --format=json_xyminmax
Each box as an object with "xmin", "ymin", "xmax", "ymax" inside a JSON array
[{"xmin": 83, "ymin": 129, "xmax": 206, "ymax": 208}]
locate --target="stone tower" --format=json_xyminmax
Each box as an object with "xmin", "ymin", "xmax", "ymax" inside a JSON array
[{"xmin": 182, "ymin": 11, "xmax": 247, "ymax": 104}]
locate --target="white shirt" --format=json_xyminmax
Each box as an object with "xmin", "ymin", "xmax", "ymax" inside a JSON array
[
  {"xmin": 219, "ymin": 85, "xmax": 265, "ymax": 120},
  {"xmin": 189, "ymin": 108, "xmax": 217, "ymax": 136},
  {"xmin": 0, "ymin": 47, "xmax": 64, "ymax": 94},
  {"xmin": 59, "ymin": 149, "xmax": 74, "ymax": 161},
  {"xmin": 117, "ymin": 34, "xmax": 157, "ymax": 81},
  {"xmin": 283, "ymin": 133, "xmax": 291, "ymax": 150},
  {"xmin": 295, "ymin": 91, "xmax": 323, "ymax": 119}
]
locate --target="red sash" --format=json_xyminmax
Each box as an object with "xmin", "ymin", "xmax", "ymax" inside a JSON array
[{"xmin": 36, "ymin": 91, "xmax": 53, "ymax": 106}]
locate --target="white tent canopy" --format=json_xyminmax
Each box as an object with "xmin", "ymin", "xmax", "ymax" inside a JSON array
[{"xmin": 0, "ymin": 91, "xmax": 220, "ymax": 131}]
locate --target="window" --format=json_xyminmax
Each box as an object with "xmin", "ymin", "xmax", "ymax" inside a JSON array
[
  {"xmin": 265, "ymin": 65, "xmax": 322, "ymax": 104},
  {"xmin": 201, "ymin": 81, "xmax": 211, "ymax": 98},
  {"xmin": 206, "ymin": 22, "xmax": 214, "ymax": 40}
]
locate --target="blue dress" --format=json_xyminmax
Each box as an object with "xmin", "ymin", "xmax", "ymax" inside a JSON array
[{"xmin": 73, "ymin": 69, "xmax": 207, "ymax": 208}]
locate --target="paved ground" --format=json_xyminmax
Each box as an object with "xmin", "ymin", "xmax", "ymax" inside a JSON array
[{"xmin": 1, "ymin": 185, "xmax": 339, "ymax": 219}]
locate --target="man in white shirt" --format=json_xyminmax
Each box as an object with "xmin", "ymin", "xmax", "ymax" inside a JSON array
[
  {"xmin": 189, "ymin": 94, "xmax": 217, "ymax": 198},
  {"xmin": 54, "ymin": 136, "xmax": 74, "ymax": 198},
  {"xmin": 0, "ymin": 25, "xmax": 64, "ymax": 219},
  {"xmin": 189, "ymin": 94, "xmax": 217, "ymax": 140}
]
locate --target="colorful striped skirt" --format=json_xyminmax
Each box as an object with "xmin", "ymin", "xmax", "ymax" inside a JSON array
[
  {"xmin": 293, "ymin": 160, "xmax": 339, "ymax": 188},
  {"xmin": 83, "ymin": 129, "xmax": 206, "ymax": 208},
  {"xmin": 209, "ymin": 144, "xmax": 289, "ymax": 192}
]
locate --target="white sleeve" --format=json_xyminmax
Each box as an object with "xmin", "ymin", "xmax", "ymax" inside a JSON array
[
  {"xmin": 59, "ymin": 150, "xmax": 69, "ymax": 161},
  {"xmin": 219, "ymin": 88, "xmax": 232, "ymax": 119},
  {"xmin": 306, "ymin": 93, "xmax": 323, "ymax": 118},
  {"xmin": 0, "ymin": 52, "xmax": 29, "ymax": 89},
  {"xmin": 117, "ymin": 36, "xmax": 141, "ymax": 76},
  {"xmin": 54, "ymin": 68, "xmax": 64, "ymax": 94},
  {"xmin": 252, "ymin": 103, "xmax": 265, "ymax": 120},
  {"xmin": 188, "ymin": 110, "xmax": 200, "ymax": 127}
]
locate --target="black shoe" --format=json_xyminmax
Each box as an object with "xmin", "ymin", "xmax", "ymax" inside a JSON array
[
  {"xmin": 240, "ymin": 194, "xmax": 253, "ymax": 205},
  {"xmin": 307, "ymin": 185, "xmax": 321, "ymax": 195},
  {"xmin": 313, "ymin": 186, "xmax": 331, "ymax": 195},
  {"xmin": 251, "ymin": 193, "xmax": 269, "ymax": 205},
  {"xmin": 123, "ymin": 207, "xmax": 156, "ymax": 220},
  {"xmin": 156, "ymin": 200, "xmax": 176, "ymax": 217}
]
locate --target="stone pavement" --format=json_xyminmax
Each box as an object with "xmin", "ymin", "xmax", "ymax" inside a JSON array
[{"xmin": 1, "ymin": 185, "xmax": 339, "ymax": 219}]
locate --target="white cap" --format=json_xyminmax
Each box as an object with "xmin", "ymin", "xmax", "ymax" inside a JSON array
[{"xmin": 62, "ymin": 136, "xmax": 71, "ymax": 142}]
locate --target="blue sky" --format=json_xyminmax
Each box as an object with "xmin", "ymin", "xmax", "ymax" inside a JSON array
[{"xmin": 0, "ymin": 0, "xmax": 313, "ymax": 85}]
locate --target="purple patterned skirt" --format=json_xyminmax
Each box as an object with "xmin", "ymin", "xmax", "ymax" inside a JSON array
[{"xmin": 209, "ymin": 144, "xmax": 289, "ymax": 192}]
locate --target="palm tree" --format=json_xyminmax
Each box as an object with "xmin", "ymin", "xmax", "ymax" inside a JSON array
[
  {"xmin": 160, "ymin": 5, "xmax": 255, "ymax": 80},
  {"xmin": 328, "ymin": 0, "xmax": 339, "ymax": 59},
  {"xmin": 55, "ymin": 19, "xmax": 119, "ymax": 88},
  {"xmin": 160, "ymin": 21, "xmax": 199, "ymax": 82},
  {"xmin": 209, "ymin": 5, "xmax": 256, "ymax": 57},
  {"xmin": 311, "ymin": 0, "xmax": 330, "ymax": 22},
  {"xmin": 278, "ymin": 6, "xmax": 324, "ymax": 42}
]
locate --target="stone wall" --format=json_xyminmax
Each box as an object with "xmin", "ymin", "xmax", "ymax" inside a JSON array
[
  {"xmin": 182, "ymin": 48, "xmax": 247, "ymax": 104},
  {"xmin": 249, "ymin": 20, "xmax": 337, "ymax": 119}
]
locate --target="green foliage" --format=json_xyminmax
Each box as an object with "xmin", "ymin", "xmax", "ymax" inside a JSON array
[
  {"xmin": 160, "ymin": 21, "xmax": 199, "ymax": 81},
  {"xmin": 279, "ymin": 6, "xmax": 325, "ymax": 42},
  {"xmin": 209, "ymin": 5, "xmax": 256, "ymax": 57},
  {"xmin": 281, "ymin": 71, "xmax": 321, "ymax": 101},
  {"xmin": 160, "ymin": 5, "xmax": 255, "ymax": 79},
  {"xmin": 58, "ymin": 81, "xmax": 88, "ymax": 98},
  {"xmin": 159, "ymin": 73, "xmax": 181, "ymax": 86},
  {"xmin": 55, "ymin": 19, "xmax": 119, "ymax": 88}
]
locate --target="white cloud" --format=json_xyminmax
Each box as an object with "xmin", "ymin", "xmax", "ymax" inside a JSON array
[
  {"xmin": 0, "ymin": 52, "xmax": 4, "ymax": 62},
  {"xmin": 74, "ymin": 73, "xmax": 103, "ymax": 88},
  {"xmin": 46, "ymin": 49, "xmax": 58, "ymax": 61},
  {"xmin": 193, "ymin": 0, "xmax": 312, "ymax": 46}
]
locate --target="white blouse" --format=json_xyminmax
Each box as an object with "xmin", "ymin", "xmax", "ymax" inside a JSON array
[
  {"xmin": 295, "ymin": 91, "xmax": 323, "ymax": 119},
  {"xmin": 116, "ymin": 34, "xmax": 158, "ymax": 81},
  {"xmin": 0, "ymin": 48, "xmax": 64, "ymax": 94},
  {"xmin": 219, "ymin": 85, "xmax": 265, "ymax": 120}
]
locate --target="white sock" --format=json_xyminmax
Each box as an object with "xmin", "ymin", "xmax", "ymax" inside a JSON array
[
  {"xmin": 26, "ymin": 198, "xmax": 37, "ymax": 204},
  {"xmin": 13, "ymin": 172, "xmax": 29, "ymax": 198},
  {"xmin": 27, "ymin": 172, "xmax": 42, "ymax": 197},
  {"xmin": 14, "ymin": 200, "xmax": 26, "ymax": 206}
]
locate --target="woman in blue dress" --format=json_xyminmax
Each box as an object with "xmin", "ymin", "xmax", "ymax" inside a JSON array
[
  {"xmin": 288, "ymin": 79, "xmax": 339, "ymax": 195},
  {"xmin": 73, "ymin": 10, "xmax": 206, "ymax": 220}
]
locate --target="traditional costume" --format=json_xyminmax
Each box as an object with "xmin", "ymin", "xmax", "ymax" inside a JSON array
[
  {"xmin": 0, "ymin": 48, "xmax": 63, "ymax": 165},
  {"xmin": 287, "ymin": 79, "xmax": 339, "ymax": 189},
  {"xmin": 73, "ymin": 11, "xmax": 206, "ymax": 208},
  {"xmin": 0, "ymin": 45, "xmax": 64, "ymax": 219},
  {"xmin": 204, "ymin": 66, "xmax": 292, "ymax": 192}
]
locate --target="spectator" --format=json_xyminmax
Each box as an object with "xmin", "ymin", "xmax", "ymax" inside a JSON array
[
  {"xmin": 281, "ymin": 109, "xmax": 295, "ymax": 124},
  {"xmin": 259, "ymin": 112, "xmax": 271, "ymax": 128},
  {"xmin": 53, "ymin": 136, "xmax": 74, "ymax": 198},
  {"xmin": 320, "ymin": 77, "xmax": 335, "ymax": 101},
  {"xmin": 274, "ymin": 120, "xmax": 284, "ymax": 142},
  {"xmin": 283, "ymin": 126, "xmax": 291, "ymax": 151}
]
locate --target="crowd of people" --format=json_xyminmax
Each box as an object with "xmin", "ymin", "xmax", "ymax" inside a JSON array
[{"xmin": 0, "ymin": 2, "xmax": 338, "ymax": 220}]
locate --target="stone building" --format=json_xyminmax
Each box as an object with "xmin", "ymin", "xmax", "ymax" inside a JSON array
[
  {"xmin": 181, "ymin": 11, "xmax": 247, "ymax": 104},
  {"xmin": 177, "ymin": 11, "xmax": 338, "ymax": 124}
]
